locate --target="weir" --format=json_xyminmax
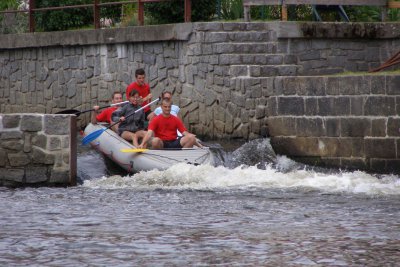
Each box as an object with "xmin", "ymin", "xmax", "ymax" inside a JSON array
[{"xmin": 0, "ymin": 22, "xmax": 399, "ymax": 178}]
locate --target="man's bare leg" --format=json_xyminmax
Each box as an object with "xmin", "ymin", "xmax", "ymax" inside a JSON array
[
  {"xmin": 180, "ymin": 134, "xmax": 196, "ymax": 148},
  {"xmin": 151, "ymin": 137, "xmax": 164, "ymax": 149},
  {"xmin": 121, "ymin": 131, "xmax": 139, "ymax": 146}
]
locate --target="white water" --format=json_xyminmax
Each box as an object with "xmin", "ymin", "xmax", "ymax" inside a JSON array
[
  {"xmin": 83, "ymin": 156, "xmax": 400, "ymax": 196},
  {"xmin": 2, "ymin": 139, "xmax": 399, "ymax": 266}
]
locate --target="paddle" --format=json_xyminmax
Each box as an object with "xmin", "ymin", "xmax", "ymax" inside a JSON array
[
  {"xmin": 55, "ymin": 100, "xmax": 129, "ymax": 116},
  {"xmin": 120, "ymin": 148, "xmax": 148, "ymax": 153},
  {"xmin": 120, "ymin": 147, "xmax": 206, "ymax": 152},
  {"xmin": 82, "ymin": 97, "xmax": 160, "ymax": 145}
]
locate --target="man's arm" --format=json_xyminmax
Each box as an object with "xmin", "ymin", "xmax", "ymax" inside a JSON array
[
  {"xmin": 91, "ymin": 106, "xmax": 100, "ymax": 124},
  {"xmin": 111, "ymin": 106, "xmax": 125, "ymax": 123},
  {"xmin": 139, "ymin": 130, "xmax": 154, "ymax": 149},
  {"xmin": 143, "ymin": 93, "xmax": 152, "ymax": 102}
]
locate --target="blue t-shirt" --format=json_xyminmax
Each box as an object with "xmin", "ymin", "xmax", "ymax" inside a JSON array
[{"xmin": 154, "ymin": 105, "xmax": 180, "ymax": 117}]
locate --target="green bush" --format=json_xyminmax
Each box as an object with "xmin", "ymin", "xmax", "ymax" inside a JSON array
[
  {"xmin": 34, "ymin": 0, "xmax": 122, "ymax": 32},
  {"xmin": 0, "ymin": 0, "xmax": 18, "ymax": 11},
  {"xmin": 218, "ymin": 0, "xmax": 243, "ymax": 21},
  {"xmin": 0, "ymin": 0, "xmax": 18, "ymax": 25},
  {"xmin": 145, "ymin": 0, "xmax": 216, "ymax": 24},
  {"xmin": 346, "ymin": 6, "xmax": 383, "ymax": 22}
]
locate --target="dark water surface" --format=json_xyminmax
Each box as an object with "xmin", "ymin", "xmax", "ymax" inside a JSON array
[{"xmin": 1, "ymin": 139, "xmax": 399, "ymax": 266}]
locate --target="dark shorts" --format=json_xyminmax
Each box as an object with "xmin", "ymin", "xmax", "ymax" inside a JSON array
[
  {"xmin": 163, "ymin": 137, "xmax": 183, "ymax": 149},
  {"xmin": 145, "ymin": 110, "xmax": 152, "ymax": 120}
]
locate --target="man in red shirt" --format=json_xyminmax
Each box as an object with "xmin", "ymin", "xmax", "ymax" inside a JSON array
[
  {"xmin": 91, "ymin": 91, "xmax": 123, "ymax": 131},
  {"xmin": 139, "ymin": 98, "xmax": 198, "ymax": 149},
  {"xmin": 126, "ymin": 68, "xmax": 152, "ymax": 120}
]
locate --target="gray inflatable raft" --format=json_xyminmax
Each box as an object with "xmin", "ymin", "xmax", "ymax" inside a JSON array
[{"xmin": 83, "ymin": 123, "xmax": 214, "ymax": 173}]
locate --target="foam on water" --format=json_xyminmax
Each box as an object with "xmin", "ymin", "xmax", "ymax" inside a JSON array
[{"xmin": 82, "ymin": 159, "xmax": 400, "ymax": 196}]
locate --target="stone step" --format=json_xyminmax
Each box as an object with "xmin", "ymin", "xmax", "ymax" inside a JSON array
[
  {"xmin": 203, "ymin": 31, "xmax": 277, "ymax": 43},
  {"xmin": 219, "ymin": 54, "xmax": 297, "ymax": 65},
  {"xmin": 230, "ymin": 65, "xmax": 301, "ymax": 77},
  {"xmin": 213, "ymin": 42, "xmax": 279, "ymax": 54}
]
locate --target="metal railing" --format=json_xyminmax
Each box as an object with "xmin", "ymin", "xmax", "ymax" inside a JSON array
[{"xmin": 0, "ymin": 0, "xmax": 192, "ymax": 32}]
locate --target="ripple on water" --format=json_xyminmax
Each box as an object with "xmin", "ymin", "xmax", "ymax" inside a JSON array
[{"xmin": 1, "ymin": 138, "xmax": 399, "ymax": 265}]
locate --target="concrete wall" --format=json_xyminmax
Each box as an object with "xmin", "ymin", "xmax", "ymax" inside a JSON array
[
  {"xmin": 0, "ymin": 114, "xmax": 76, "ymax": 186},
  {"xmin": 0, "ymin": 22, "xmax": 399, "ymax": 173}
]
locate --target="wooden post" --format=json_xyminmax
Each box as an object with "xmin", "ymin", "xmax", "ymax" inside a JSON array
[
  {"xmin": 281, "ymin": 4, "xmax": 288, "ymax": 21},
  {"xmin": 184, "ymin": 0, "xmax": 191, "ymax": 22},
  {"xmin": 29, "ymin": 0, "xmax": 35, "ymax": 32},
  {"xmin": 138, "ymin": 0, "xmax": 144, "ymax": 26},
  {"xmin": 94, "ymin": 0, "xmax": 100, "ymax": 29}
]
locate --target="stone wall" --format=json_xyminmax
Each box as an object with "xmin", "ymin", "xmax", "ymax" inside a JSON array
[
  {"xmin": 0, "ymin": 22, "xmax": 399, "ymax": 173},
  {"xmin": 266, "ymin": 75, "xmax": 400, "ymax": 173},
  {"xmin": 0, "ymin": 114, "xmax": 76, "ymax": 186}
]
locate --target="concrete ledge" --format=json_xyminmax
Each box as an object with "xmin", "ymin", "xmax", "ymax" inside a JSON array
[
  {"xmin": 0, "ymin": 23, "xmax": 193, "ymax": 49},
  {"xmin": 3, "ymin": 21, "xmax": 399, "ymax": 50}
]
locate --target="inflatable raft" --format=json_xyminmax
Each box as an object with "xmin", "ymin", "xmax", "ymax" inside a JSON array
[{"xmin": 83, "ymin": 123, "xmax": 215, "ymax": 173}]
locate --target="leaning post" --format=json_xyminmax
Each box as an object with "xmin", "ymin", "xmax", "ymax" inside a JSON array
[
  {"xmin": 184, "ymin": 0, "xmax": 192, "ymax": 22},
  {"xmin": 94, "ymin": 0, "xmax": 100, "ymax": 29},
  {"xmin": 138, "ymin": 0, "xmax": 144, "ymax": 26},
  {"xmin": 28, "ymin": 0, "xmax": 35, "ymax": 32}
]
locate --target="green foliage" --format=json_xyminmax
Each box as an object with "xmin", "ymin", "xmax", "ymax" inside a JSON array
[
  {"xmin": 345, "ymin": 5, "xmax": 399, "ymax": 22},
  {"xmin": 388, "ymin": 8, "xmax": 400, "ymax": 21},
  {"xmin": 34, "ymin": 0, "xmax": 123, "ymax": 32},
  {"xmin": 35, "ymin": 0, "xmax": 92, "ymax": 31},
  {"xmin": 288, "ymin": 5, "xmax": 313, "ymax": 21},
  {"xmin": 218, "ymin": 0, "xmax": 243, "ymax": 21},
  {"xmin": 246, "ymin": 5, "xmax": 312, "ymax": 21},
  {"xmin": 145, "ymin": 0, "xmax": 216, "ymax": 24},
  {"xmin": 0, "ymin": 0, "xmax": 26, "ymax": 33},
  {"xmin": 121, "ymin": 3, "xmax": 138, "ymax": 27},
  {"xmin": 250, "ymin": 6, "xmax": 280, "ymax": 20},
  {"xmin": 345, "ymin": 6, "xmax": 382, "ymax": 22},
  {"xmin": 100, "ymin": 0, "xmax": 122, "ymax": 23},
  {"xmin": 0, "ymin": 0, "xmax": 19, "ymax": 11}
]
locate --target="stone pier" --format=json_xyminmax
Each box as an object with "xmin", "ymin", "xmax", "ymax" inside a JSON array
[{"xmin": 0, "ymin": 114, "xmax": 76, "ymax": 186}]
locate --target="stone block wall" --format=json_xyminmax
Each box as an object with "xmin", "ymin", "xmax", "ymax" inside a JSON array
[
  {"xmin": 0, "ymin": 114, "xmax": 76, "ymax": 186},
  {"xmin": 265, "ymin": 75, "xmax": 400, "ymax": 173}
]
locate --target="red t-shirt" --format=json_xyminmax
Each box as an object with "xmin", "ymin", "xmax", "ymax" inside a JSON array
[
  {"xmin": 149, "ymin": 115, "xmax": 186, "ymax": 141},
  {"xmin": 96, "ymin": 106, "xmax": 117, "ymax": 124},
  {"xmin": 126, "ymin": 82, "xmax": 151, "ymax": 112}
]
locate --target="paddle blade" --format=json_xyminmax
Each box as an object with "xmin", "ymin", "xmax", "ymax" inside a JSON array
[
  {"xmin": 82, "ymin": 129, "xmax": 106, "ymax": 145},
  {"xmin": 120, "ymin": 148, "xmax": 148, "ymax": 153}
]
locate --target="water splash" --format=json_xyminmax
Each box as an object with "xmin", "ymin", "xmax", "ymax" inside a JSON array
[
  {"xmin": 224, "ymin": 138, "xmax": 277, "ymax": 168},
  {"xmin": 82, "ymin": 162, "xmax": 400, "ymax": 196},
  {"xmin": 79, "ymin": 137, "xmax": 400, "ymax": 195}
]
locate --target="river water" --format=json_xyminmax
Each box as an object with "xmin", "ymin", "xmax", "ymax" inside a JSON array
[{"xmin": 1, "ymin": 139, "xmax": 399, "ymax": 266}]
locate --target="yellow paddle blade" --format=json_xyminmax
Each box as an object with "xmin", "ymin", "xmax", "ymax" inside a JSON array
[{"xmin": 120, "ymin": 148, "xmax": 148, "ymax": 153}]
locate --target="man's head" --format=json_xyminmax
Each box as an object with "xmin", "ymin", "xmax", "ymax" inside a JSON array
[
  {"xmin": 161, "ymin": 91, "xmax": 173, "ymax": 100},
  {"xmin": 111, "ymin": 92, "xmax": 123, "ymax": 104},
  {"xmin": 161, "ymin": 98, "xmax": 172, "ymax": 117},
  {"xmin": 135, "ymin": 68, "xmax": 146, "ymax": 86},
  {"xmin": 129, "ymin": 89, "xmax": 140, "ymax": 105}
]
